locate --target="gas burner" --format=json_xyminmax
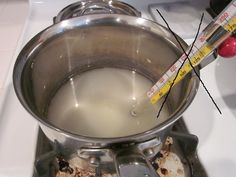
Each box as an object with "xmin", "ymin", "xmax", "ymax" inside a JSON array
[
  {"xmin": 54, "ymin": 0, "xmax": 141, "ymax": 23},
  {"xmin": 33, "ymin": 118, "xmax": 207, "ymax": 177}
]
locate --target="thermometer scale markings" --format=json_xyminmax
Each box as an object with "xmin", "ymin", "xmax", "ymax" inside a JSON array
[{"xmin": 148, "ymin": 1, "xmax": 236, "ymax": 104}]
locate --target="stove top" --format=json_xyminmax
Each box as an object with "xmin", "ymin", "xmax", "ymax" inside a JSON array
[
  {"xmin": 33, "ymin": 119, "xmax": 207, "ymax": 177},
  {"xmin": 1, "ymin": 1, "xmax": 236, "ymax": 177}
]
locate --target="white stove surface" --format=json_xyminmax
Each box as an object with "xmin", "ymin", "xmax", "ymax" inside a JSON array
[{"xmin": 0, "ymin": 0, "xmax": 236, "ymax": 177}]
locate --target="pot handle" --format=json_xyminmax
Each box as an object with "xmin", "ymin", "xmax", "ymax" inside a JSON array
[{"xmin": 115, "ymin": 148, "xmax": 161, "ymax": 177}]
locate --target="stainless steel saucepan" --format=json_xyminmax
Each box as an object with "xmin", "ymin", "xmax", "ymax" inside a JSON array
[{"xmin": 13, "ymin": 1, "xmax": 199, "ymax": 177}]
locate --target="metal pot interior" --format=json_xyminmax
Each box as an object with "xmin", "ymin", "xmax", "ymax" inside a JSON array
[{"xmin": 14, "ymin": 14, "xmax": 199, "ymax": 139}]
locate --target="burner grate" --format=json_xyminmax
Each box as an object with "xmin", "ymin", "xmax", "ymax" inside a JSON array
[{"xmin": 33, "ymin": 118, "xmax": 208, "ymax": 177}]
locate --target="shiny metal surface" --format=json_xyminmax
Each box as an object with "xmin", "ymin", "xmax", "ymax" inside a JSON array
[
  {"xmin": 34, "ymin": 119, "xmax": 208, "ymax": 177},
  {"xmin": 54, "ymin": 0, "xmax": 141, "ymax": 23},
  {"xmin": 13, "ymin": 14, "xmax": 199, "ymax": 145},
  {"xmin": 13, "ymin": 13, "xmax": 199, "ymax": 177},
  {"xmin": 115, "ymin": 148, "xmax": 160, "ymax": 177},
  {"xmin": 114, "ymin": 138, "xmax": 163, "ymax": 177}
]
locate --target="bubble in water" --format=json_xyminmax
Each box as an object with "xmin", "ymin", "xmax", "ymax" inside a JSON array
[{"xmin": 130, "ymin": 110, "xmax": 137, "ymax": 117}]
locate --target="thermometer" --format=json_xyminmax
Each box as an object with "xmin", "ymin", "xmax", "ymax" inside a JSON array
[{"xmin": 147, "ymin": 0, "xmax": 236, "ymax": 104}]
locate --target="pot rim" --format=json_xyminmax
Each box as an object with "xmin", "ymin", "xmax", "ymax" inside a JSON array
[{"xmin": 13, "ymin": 14, "xmax": 200, "ymax": 144}]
